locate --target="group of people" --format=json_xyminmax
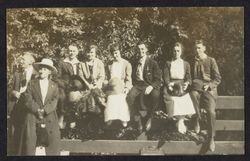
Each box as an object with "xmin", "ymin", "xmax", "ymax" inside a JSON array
[{"xmin": 8, "ymin": 39, "xmax": 221, "ymax": 155}]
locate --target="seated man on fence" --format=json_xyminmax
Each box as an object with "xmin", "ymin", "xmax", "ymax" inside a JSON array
[
  {"xmin": 127, "ymin": 42, "xmax": 162, "ymax": 133},
  {"xmin": 190, "ymin": 39, "xmax": 221, "ymax": 152},
  {"xmin": 55, "ymin": 43, "xmax": 82, "ymax": 129}
]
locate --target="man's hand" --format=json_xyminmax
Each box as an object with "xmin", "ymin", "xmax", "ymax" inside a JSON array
[
  {"xmin": 12, "ymin": 90, "xmax": 21, "ymax": 99},
  {"xmin": 124, "ymin": 88, "xmax": 129, "ymax": 94},
  {"xmin": 88, "ymin": 84, "xmax": 97, "ymax": 89},
  {"xmin": 183, "ymin": 82, "xmax": 189, "ymax": 91},
  {"xmin": 145, "ymin": 85, "xmax": 153, "ymax": 95},
  {"xmin": 203, "ymin": 85, "xmax": 210, "ymax": 91}
]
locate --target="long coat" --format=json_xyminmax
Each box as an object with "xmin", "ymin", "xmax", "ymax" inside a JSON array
[{"xmin": 16, "ymin": 79, "xmax": 60, "ymax": 156}]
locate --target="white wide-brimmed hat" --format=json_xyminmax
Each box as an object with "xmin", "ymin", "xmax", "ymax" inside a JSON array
[{"xmin": 33, "ymin": 58, "xmax": 57, "ymax": 73}]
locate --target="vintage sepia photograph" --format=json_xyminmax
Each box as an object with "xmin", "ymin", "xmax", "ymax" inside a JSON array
[{"xmin": 6, "ymin": 7, "xmax": 244, "ymax": 156}]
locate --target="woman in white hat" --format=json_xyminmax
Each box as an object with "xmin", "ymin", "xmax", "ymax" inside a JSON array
[{"xmin": 17, "ymin": 58, "xmax": 61, "ymax": 155}]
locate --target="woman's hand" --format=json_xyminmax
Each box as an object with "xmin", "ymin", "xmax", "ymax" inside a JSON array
[{"xmin": 168, "ymin": 82, "xmax": 175, "ymax": 91}]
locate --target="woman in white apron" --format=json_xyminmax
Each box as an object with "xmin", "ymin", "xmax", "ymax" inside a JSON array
[{"xmin": 162, "ymin": 42, "xmax": 196, "ymax": 134}]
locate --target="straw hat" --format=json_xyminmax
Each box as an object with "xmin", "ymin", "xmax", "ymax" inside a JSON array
[{"xmin": 33, "ymin": 58, "xmax": 57, "ymax": 73}]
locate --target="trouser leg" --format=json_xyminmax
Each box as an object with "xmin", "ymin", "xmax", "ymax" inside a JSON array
[
  {"xmin": 126, "ymin": 86, "xmax": 142, "ymax": 119},
  {"xmin": 201, "ymin": 92, "xmax": 216, "ymax": 139},
  {"xmin": 190, "ymin": 91, "xmax": 201, "ymax": 119},
  {"xmin": 163, "ymin": 87, "xmax": 174, "ymax": 117}
]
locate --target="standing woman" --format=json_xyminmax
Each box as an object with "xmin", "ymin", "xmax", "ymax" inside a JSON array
[
  {"xmin": 19, "ymin": 58, "xmax": 60, "ymax": 155},
  {"xmin": 162, "ymin": 42, "xmax": 196, "ymax": 133}
]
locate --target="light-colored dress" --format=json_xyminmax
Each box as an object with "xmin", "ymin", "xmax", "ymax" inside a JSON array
[
  {"xmin": 170, "ymin": 59, "xmax": 196, "ymax": 116},
  {"xmin": 104, "ymin": 60, "xmax": 130, "ymax": 122}
]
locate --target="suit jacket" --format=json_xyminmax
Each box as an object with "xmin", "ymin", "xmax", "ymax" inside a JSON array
[
  {"xmin": 191, "ymin": 56, "xmax": 221, "ymax": 97},
  {"xmin": 55, "ymin": 60, "xmax": 81, "ymax": 89},
  {"xmin": 107, "ymin": 58, "xmax": 132, "ymax": 89},
  {"xmin": 132, "ymin": 56, "xmax": 162, "ymax": 89},
  {"xmin": 80, "ymin": 58, "xmax": 105, "ymax": 89},
  {"xmin": 17, "ymin": 79, "xmax": 60, "ymax": 155},
  {"xmin": 162, "ymin": 60, "xmax": 192, "ymax": 86}
]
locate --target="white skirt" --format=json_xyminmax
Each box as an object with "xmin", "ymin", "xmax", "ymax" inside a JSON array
[
  {"xmin": 171, "ymin": 93, "xmax": 196, "ymax": 116},
  {"xmin": 104, "ymin": 94, "xmax": 130, "ymax": 122}
]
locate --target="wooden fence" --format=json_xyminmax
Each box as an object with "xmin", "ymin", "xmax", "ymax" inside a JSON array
[{"xmin": 59, "ymin": 96, "xmax": 244, "ymax": 155}]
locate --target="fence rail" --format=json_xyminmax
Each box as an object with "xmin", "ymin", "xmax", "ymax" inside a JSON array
[{"xmin": 59, "ymin": 96, "xmax": 245, "ymax": 155}]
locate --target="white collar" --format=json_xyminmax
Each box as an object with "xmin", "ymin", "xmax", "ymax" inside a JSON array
[
  {"xmin": 172, "ymin": 58, "xmax": 183, "ymax": 63},
  {"xmin": 24, "ymin": 65, "xmax": 33, "ymax": 72},
  {"xmin": 64, "ymin": 57, "xmax": 79, "ymax": 64},
  {"xmin": 113, "ymin": 58, "xmax": 123, "ymax": 63},
  {"xmin": 86, "ymin": 58, "xmax": 96, "ymax": 66},
  {"xmin": 39, "ymin": 78, "xmax": 49, "ymax": 82},
  {"xmin": 139, "ymin": 56, "xmax": 147, "ymax": 63},
  {"xmin": 195, "ymin": 53, "xmax": 208, "ymax": 60}
]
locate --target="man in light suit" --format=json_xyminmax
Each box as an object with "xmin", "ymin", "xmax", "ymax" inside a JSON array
[
  {"xmin": 190, "ymin": 39, "xmax": 221, "ymax": 152},
  {"xmin": 127, "ymin": 42, "xmax": 162, "ymax": 133}
]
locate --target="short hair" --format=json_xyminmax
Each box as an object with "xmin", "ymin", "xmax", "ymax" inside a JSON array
[
  {"xmin": 68, "ymin": 43, "xmax": 79, "ymax": 49},
  {"xmin": 195, "ymin": 39, "xmax": 206, "ymax": 47},
  {"xmin": 174, "ymin": 42, "xmax": 184, "ymax": 52},
  {"xmin": 22, "ymin": 51, "xmax": 35, "ymax": 64},
  {"xmin": 87, "ymin": 44, "xmax": 98, "ymax": 52},
  {"xmin": 137, "ymin": 41, "xmax": 148, "ymax": 49},
  {"xmin": 110, "ymin": 44, "xmax": 120, "ymax": 53}
]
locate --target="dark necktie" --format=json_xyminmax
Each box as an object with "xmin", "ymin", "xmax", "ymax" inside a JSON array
[
  {"xmin": 194, "ymin": 58, "xmax": 205, "ymax": 80},
  {"xmin": 21, "ymin": 71, "xmax": 27, "ymax": 87},
  {"xmin": 136, "ymin": 60, "xmax": 143, "ymax": 80}
]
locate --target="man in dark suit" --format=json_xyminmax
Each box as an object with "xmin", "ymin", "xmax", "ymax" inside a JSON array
[
  {"xmin": 190, "ymin": 39, "xmax": 221, "ymax": 152},
  {"xmin": 127, "ymin": 42, "xmax": 162, "ymax": 133},
  {"xmin": 55, "ymin": 44, "xmax": 82, "ymax": 129}
]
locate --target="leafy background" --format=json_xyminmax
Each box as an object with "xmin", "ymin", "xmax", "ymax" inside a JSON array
[{"xmin": 7, "ymin": 7, "xmax": 244, "ymax": 96}]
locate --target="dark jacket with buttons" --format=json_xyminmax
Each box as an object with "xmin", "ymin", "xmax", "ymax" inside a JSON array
[
  {"xmin": 132, "ymin": 57, "xmax": 162, "ymax": 89},
  {"xmin": 16, "ymin": 79, "xmax": 60, "ymax": 155}
]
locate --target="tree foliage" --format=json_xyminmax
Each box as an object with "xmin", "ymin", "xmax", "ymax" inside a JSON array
[{"xmin": 7, "ymin": 7, "xmax": 244, "ymax": 95}]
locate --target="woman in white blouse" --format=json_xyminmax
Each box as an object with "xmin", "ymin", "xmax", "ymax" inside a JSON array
[
  {"xmin": 104, "ymin": 45, "xmax": 132, "ymax": 127},
  {"xmin": 162, "ymin": 42, "xmax": 196, "ymax": 133}
]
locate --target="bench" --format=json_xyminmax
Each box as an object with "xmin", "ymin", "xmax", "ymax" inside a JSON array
[{"xmin": 60, "ymin": 96, "xmax": 244, "ymax": 155}]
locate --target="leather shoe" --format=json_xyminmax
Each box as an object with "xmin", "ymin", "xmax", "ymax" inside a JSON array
[
  {"xmin": 208, "ymin": 138, "xmax": 215, "ymax": 152},
  {"xmin": 145, "ymin": 118, "xmax": 152, "ymax": 131},
  {"xmin": 138, "ymin": 119, "xmax": 143, "ymax": 133}
]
